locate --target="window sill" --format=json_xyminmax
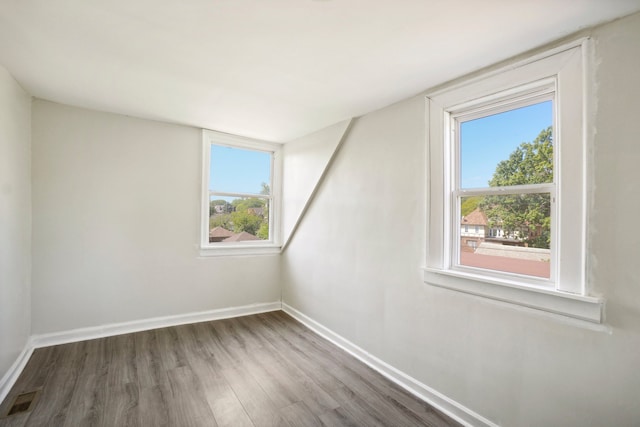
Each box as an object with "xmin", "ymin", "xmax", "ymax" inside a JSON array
[
  {"xmin": 423, "ymin": 268, "xmax": 604, "ymax": 323},
  {"xmin": 199, "ymin": 244, "xmax": 281, "ymax": 257}
]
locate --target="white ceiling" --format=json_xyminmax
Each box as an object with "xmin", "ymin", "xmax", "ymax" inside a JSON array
[{"xmin": 1, "ymin": 1, "xmax": 639, "ymax": 142}]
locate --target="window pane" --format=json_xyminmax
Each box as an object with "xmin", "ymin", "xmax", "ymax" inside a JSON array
[
  {"xmin": 210, "ymin": 145, "xmax": 271, "ymax": 195},
  {"xmin": 459, "ymin": 194, "xmax": 551, "ymax": 279},
  {"xmin": 460, "ymin": 101, "xmax": 553, "ymax": 189},
  {"xmin": 209, "ymin": 195, "xmax": 269, "ymax": 243}
]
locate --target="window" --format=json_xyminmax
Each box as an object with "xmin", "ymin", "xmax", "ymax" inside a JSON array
[
  {"xmin": 201, "ymin": 130, "xmax": 281, "ymax": 256},
  {"xmin": 424, "ymin": 39, "xmax": 603, "ymax": 323},
  {"xmin": 456, "ymin": 96, "xmax": 554, "ymax": 280}
]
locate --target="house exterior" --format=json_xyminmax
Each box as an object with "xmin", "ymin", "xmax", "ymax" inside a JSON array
[
  {"xmin": 213, "ymin": 204, "xmax": 226, "ymax": 214},
  {"xmin": 209, "ymin": 226, "xmax": 260, "ymax": 243},
  {"xmin": 247, "ymin": 207, "xmax": 264, "ymax": 217},
  {"xmin": 209, "ymin": 226, "xmax": 234, "ymax": 242},
  {"xmin": 222, "ymin": 231, "xmax": 260, "ymax": 242},
  {"xmin": 460, "ymin": 208, "xmax": 489, "ymax": 251}
]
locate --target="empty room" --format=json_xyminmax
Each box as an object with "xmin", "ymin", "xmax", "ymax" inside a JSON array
[{"xmin": 1, "ymin": 1, "xmax": 640, "ymax": 426}]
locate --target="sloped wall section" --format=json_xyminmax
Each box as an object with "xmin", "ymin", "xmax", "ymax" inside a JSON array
[{"xmin": 282, "ymin": 119, "xmax": 351, "ymax": 248}]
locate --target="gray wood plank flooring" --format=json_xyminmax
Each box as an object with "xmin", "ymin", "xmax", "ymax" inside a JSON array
[{"xmin": 0, "ymin": 311, "xmax": 461, "ymax": 427}]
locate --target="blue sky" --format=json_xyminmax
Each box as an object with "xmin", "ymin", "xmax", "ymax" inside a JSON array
[
  {"xmin": 210, "ymin": 145, "xmax": 271, "ymax": 195},
  {"xmin": 460, "ymin": 100, "xmax": 552, "ymax": 188},
  {"xmin": 209, "ymin": 100, "xmax": 552, "ymax": 196}
]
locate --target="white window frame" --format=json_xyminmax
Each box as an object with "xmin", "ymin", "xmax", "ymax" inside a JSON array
[
  {"xmin": 424, "ymin": 39, "xmax": 604, "ymax": 323},
  {"xmin": 451, "ymin": 83, "xmax": 556, "ymax": 286},
  {"xmin": 200, "ymin": 129, "xmax": 282, "ymax": 257}
]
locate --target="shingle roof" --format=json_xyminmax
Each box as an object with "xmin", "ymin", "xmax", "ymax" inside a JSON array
[
  {"xmin": 461, "ymin": 208, "xmax": 488, "ymax": 226},
  {"xmin": 209, "ymin": 226, "xmax": 234, "ymax": 238},
  {"xmin": 223, "ymin": 231, "xmax": 260, "ymax": 242}
]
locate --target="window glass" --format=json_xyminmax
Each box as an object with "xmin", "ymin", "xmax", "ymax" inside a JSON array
[
  {"xmin": 456, "ymin": 100, "xmax": 553, "ymax": 280},
  {"xmin": 459, "ymin": 194, "xmax": 551, "ymax": 278},
  {"xmin": 460, "ymin": 101, "xmax": 553, "ymax": 189},
  {"xmin": 208, "ymin": 144, "xmax": 272, "ymax": 243},
  {"xmin": 209, "ymin": 195, "xmax": 270, "ymax": 242},
  {"xmin": 210, "ymin": 145, "xmax": 271, "ymax": 195}
]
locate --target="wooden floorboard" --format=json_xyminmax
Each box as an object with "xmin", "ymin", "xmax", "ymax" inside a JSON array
[{"xmin": 0, "ymin": 311, "xmax": 462, "ymax": 427}]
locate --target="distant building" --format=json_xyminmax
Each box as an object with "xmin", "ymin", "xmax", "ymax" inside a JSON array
[
  {"xmin": 209, "ymin": 226, "xmax": 261, "ymax": 243},
  {"xmin": 222, "ymin": 231, "xmax": 260, "ymax": 242},
  {"xmin": 460, "ymin": 208, "xmax": 489, "ymax": 252},
  {"xmin": 462, "ymin": 207, "xmax": 531, "ymax": 250},
  {"xmin": 460, "ymin": 208, "xmax": 550, "ymax": 276},
  {"xmin": 247, "ymin": 207, "xmax": 264, "ymax": 217},
  {"xmin": 209, "ymin": 226, "xmax": 234, "ymax": 242}
]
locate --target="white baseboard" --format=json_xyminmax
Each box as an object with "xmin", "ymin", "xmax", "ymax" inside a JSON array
[
  {"xmin": 282, "ymin": 302, "xmax": 498, "ymax": 427},
  {"xmin": 31, "ymin": 301, "xmax": 281, "ymax": 348},
  {"xmin": 4, "ymin": 301, "xmax": 495, "ymax": 427},
  {"xmin": 0, "ymin": 301, "xmax": 281, "ymax": 405},
  {"xmin": 0, "ymin": 341, "xmax": 35, "ymax": 406}
]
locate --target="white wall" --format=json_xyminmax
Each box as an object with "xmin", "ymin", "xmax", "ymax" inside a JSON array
[
  {"xmin": 0, "ymin": 66, "xmax": 31, "ymax": 379},
  {"xmin": 282, "ymin": 13, "xmax": 640, "ymax": 427},
  {"xmin": 31, "ymin": 101, "xmax": 281, "ymax": 334},
  {"xmin": 282, "ymin": 119, "xmax": 350, "ymax": 245}
]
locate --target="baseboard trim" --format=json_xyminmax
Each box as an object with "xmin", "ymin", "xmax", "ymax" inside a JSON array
[
  {"xmin": 0, "ymin": 341, "xmax": 35, "ymax": 406},
  {"xmin": 0, "ymin": 301, "xmax": 281, "ymax": 405},
  {"xmin": 282, "ymin": 302, "xmax": 497, "ymax": 427},
  {"xmin": 5, "ymin": 301, "xmax": 495, "ymax": 426},
  {"xmin": 32, "ymin": 301, "xmax": 282, "ymax": 348}
]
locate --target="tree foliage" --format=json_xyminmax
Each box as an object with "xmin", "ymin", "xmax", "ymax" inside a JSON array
[
  {"xmin": 232, "ymin": 197, "xmax": 264, "ymax": 212},
  {"xmin": 461, "ymin": 196, "xmax": 484, "ymax": 217},
  {"xmin": 209, "ymin": 181, "xmax": 271, "ymax": 239},
  {"xmin": 210, "ymin": 196, "xmax": 269, "ymax": 239},
  {"xmin": 260, "ymin": 182, "xmax": 270, "ymax": 195},
  {"xmin": 210, "ymin": 213, "xmax": 233, "ymax": 230},
  {"xmin": 230, "ymin": 210, "xmax": 263, "ymax": 235},
  {"xmin": 480, "ymin": 126, "xmax": 553, "ymax": 248},
  {"xmin": 210, "ymin": 199, "xmax": 232, "ymax": 216},
  {"xmin": 488, "ymin": 127, "xmax": 553, "ymax": 187},
  {"xmin": 256, "ymin": 221, "xmax": 269, "ymax": 240}
]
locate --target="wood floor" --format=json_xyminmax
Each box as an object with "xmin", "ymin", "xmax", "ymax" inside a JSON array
[{"xmin": 0, "ymin": 311, "xmax": 461, "ymax": 427}]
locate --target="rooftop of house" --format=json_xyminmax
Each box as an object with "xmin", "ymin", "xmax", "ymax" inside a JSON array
[
  {"xmin": 209, "ymin": 226, "xmax": 235, "ymax": 238},
  {"xmin": 223, "ymin": 231, "xmax": 261, "ymax": 242},
  {"xmin": 247, "ymin": 207, "xmax": 264, "ymax": 216},
  {"xmin": 462, "ymin": 208, "xmax": 488, "ymax": 226}
]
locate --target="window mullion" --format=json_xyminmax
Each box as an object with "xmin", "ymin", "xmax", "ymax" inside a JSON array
[
  {"xmin": 210, "ymin": 191, "xmax": 271, "ymax": 200},
  {"xmin": 455, "ymin": 184, "xmax": 555, "ymax": 197}
]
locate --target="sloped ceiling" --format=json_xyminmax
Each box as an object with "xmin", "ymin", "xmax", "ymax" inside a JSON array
[{"xmin": 0, "ymin": 1, "xmax": 639, "ymax": 142}]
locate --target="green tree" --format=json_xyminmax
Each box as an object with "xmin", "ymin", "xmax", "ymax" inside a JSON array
[
  {"xmin": 488, "ymin": 127, "xmax": 553, "ymax": 187},
  {"xmin": 232, "ymin": 197, "xmax": 265, "ymax": 213},
  {"xmin": 256, "ymin": 221, "xmax": 269, "ymax": 240},
  {"xmin": 461, "ymin": 196, "xmax": 484, "ymax": 216},
  {"xmin": 210, "ymin": 213, "xmax": 233, "ymax": 230},
  {"xmin": 480, "ymin": 126, "xmax": 553, "ymax": 248},
  {"xmin": 230, "ymin": 210, "xmax": 263, "ymax": 235},
  {"xmin": 210, "ymin": 199, "xmax": 232, "ymax": 216},
  {"xmin": 211, "ymin": 196, "xmax": 269, "ymax": 239}
]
